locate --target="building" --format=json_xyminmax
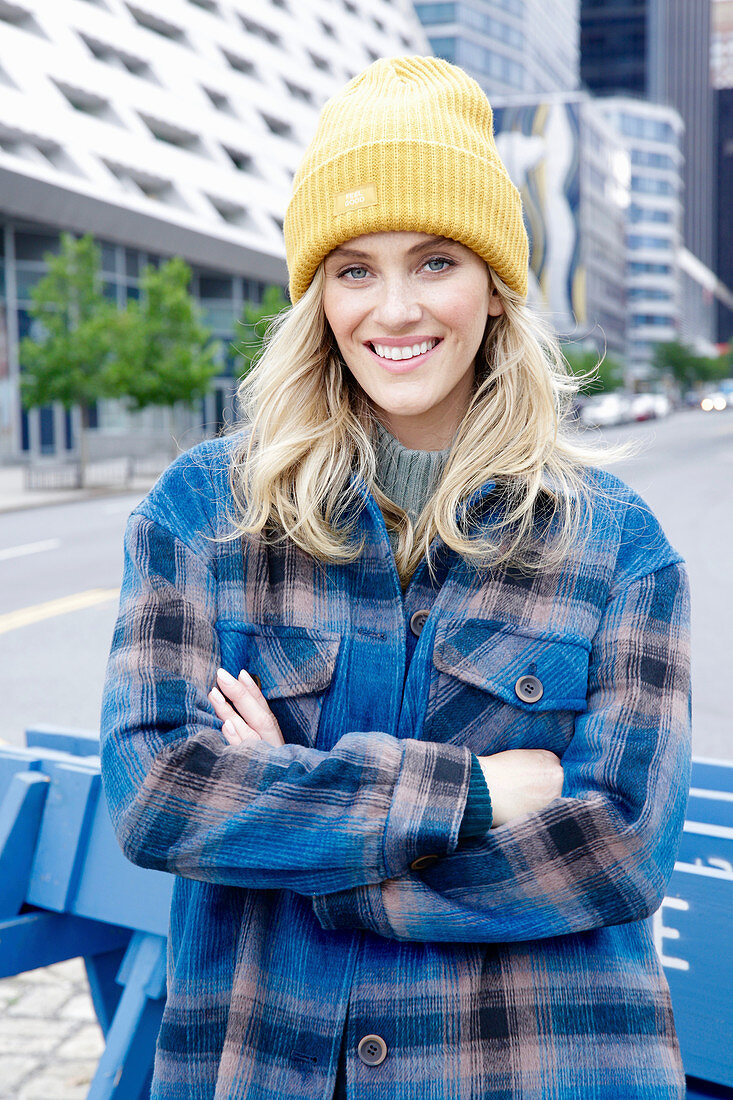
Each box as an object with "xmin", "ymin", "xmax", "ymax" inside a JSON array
[
  {"xmin": 0, "ymin": 0, "xmax": 429, "ymax": 461},
  {"xmin": 415, "ymin": 0, "xmax": 580, "ymax": 97},
  {"xmin": 580, "ymin": 0, "xmax": 715, "ymax": 272},
  {"xmin": 715, "ymin": 87, "xmax": 733, "ymax": 341},
  {"xmin": 713, "ymin": 1, "xmax": 733, "ymax": 341},
  {"xmin": 492, "ymin": 94, "xmax": 629, "ymax": 360},
  {"xmin": 595, "ymin": 97, "xmax": 683, "ymax": 375}
]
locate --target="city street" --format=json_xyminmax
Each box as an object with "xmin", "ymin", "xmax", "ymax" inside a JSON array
[{"xmin": 0, "ymin": 406, "xmax": 731, "ymax": 759}]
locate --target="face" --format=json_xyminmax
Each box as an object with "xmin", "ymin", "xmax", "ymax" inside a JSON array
[{"xmin": 322, "ymin": 232, "xmax": 504, "ymax": 450}]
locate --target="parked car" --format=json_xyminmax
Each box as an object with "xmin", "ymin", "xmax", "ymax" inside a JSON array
[
  {"xmin": 578, "ymin": 392, "xmax": 633, "ymax": 428},
  {"xmin": 629, "ymin": 393, "xmax": 671, "ymax": 421}
]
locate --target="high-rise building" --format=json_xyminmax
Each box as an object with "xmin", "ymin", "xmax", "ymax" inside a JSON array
[
  {"xmin": 594, "ymin": 97, "xmax": 683, "ymax": 374},
  {"xmin": 580, "ymin": 0, "xmax": 715, "ymax": 270},
  {"xmin": 713, "ymin": 1, "xmax": 733, "ymax": 340},
  {"xmin": 0, "ymin": 0, "xmax": 429, "ymax": 460},
  {"xmin": 415, "ymin": 0, "xmax": 579, "ymax": 97},
  {"xmin": 492, "ymin": 94, "xmax": 629, "ymax": 360}
]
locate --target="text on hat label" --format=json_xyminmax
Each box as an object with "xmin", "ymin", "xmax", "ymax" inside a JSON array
[{"xmin": 334, "ymin": 183, "xmax": 378, "ymax": 216}]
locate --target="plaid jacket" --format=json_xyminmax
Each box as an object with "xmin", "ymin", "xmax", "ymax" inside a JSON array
[{"xmin": 101, "ymin": 435, "xmax": 691, "ymax": 1100}]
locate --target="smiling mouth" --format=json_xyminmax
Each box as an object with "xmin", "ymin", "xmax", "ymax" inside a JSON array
[{"xmin": 369, "ymin": 338, "xmax": 441, "ymax": 362}]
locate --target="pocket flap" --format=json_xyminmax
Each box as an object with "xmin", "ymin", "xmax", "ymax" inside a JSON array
[
  {"xmin": 433, "ymin": 618, "xmax": 589, "ymax": 712},
  {"xmin": 216, "ymin": 622, "xmax": 340, "ymax": 699}
]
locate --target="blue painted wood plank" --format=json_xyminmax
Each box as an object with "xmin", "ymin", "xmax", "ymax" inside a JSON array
[
  {"xmin": 87, "ymin": 933, "xmax": 167, "ymax": 1100},
  {"xmin": 26, "ymin": 763, "xmax": 101, "ymax": 912},
  {"xmin": 677, "ymin": 823, "xmax": 733, "ymax": 874},
  {"xmin": 654, "ymin": 865, "xmax": 733, "ymax": 1087},
  {"xmin": 0, "ymin": 911, "xmax": 130, "ymax": 977},
  {"xmin": 0, "ymin": 771, "xmax": 49, "ymax": 917},
  {"xmin": 25, "ymin": 726, "xmax": 100, "ymax": 757},
  {"xmin": 690, "ymin": 758, "xmax": 733, "ymax": 794}
]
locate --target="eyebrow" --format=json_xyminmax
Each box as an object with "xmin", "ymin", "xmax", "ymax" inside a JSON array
[{"xmin": 328, "ymin": 235, "xmax": 455, "ymax": 261}]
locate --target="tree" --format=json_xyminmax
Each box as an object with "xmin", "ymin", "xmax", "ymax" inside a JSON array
[
  {"xmin": 561, "ymin": 345, "xmax": 624, "ymax": 395},
  {"xmin": 235, "ymin": 285, "xmax": 289, "ymax": 378},
  {"xmin": 20, "ymin": 232, "xmax": 118, "ymax": 483},
  {"xmin": 107, "ymin": 257, "xmax": 220, "ymax": 452},
  {"xmin": 652, "ymin": 339, "xmax": 728, "ymax": 392}
]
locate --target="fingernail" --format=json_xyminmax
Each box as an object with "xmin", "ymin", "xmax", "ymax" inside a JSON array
[
  {"xmin": 238, "ymin": 669, "xmax": 254, "ymax": 686},
  {"xmin": 217, "ymin": 667, "xmax": 236, "ymax": 683}
]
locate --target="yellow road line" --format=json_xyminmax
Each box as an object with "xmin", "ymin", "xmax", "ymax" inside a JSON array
[{"xmin": 0, "ymin": 588, "xmax": 120, "ymax": 634}]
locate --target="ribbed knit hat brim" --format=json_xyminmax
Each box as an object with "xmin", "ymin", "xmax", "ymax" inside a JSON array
[{"xmin": 284, "ymin": 56, "xmax": 528, "ymax": 302}]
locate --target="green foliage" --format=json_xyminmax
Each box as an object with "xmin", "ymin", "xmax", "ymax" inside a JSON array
[
  {"xmin": 20, "ymin": 233, "xmax": 118, "ymax": 413},
  {"xmin": 652, "ymin": 340, "xmax": 728, "ymax": 391},
  {"xmin": 561, "ymin": 346, "xmax": 624, "ymax": 395},
  {"xmin": 236, "ymin": 285, "xmax": 289, "ymax": 377},
  {"xmin": 107, "ymin": 257, "xmax": 220, "ymax": 410}
]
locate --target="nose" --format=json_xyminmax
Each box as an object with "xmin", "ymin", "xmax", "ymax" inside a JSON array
[{"xmin": 370, "ymin": 275, "xmax": 423, "ymax": 330}]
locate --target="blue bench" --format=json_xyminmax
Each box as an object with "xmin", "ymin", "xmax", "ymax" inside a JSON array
[{"xmin": 1, "ymin": 729, "xmax": 731, "ymax": 1098}]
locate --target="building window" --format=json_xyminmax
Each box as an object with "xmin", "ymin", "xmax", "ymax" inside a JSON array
[
  {"xmin": 261, "ymin": 113, "xmax": 293, "ymax": 139},
  {"xmin": 80, "ymin": 34, "xmax": 153, "ymax": 77},
  {"xmin": 126, "ymin": 5, "xmax": 187, "ymax": 44},
  {"xmin": 283, "ymin": 80, "xmax": 313, "ymax": 104},
  {"xmin": 223, "ymin": 49, "xmax": 256, "ymax": 77},
  {"xmin": 187, "ymin": 0, "xmax": 219, "ymax": 10},
  {"xmin": 54, "ymin": 81, "xmax": 118, "ymax": 121},
  {"xmin": 628, "ymin": 234, "xmax": 672, "ymax": 251},
  {"xmin": 239, "ymin": 14, "xmax": 281, "ymax": 46},
  {"xmin": 140, "ymin": 113, "xmax": 202, "ymax": 151},
  {"xmin": 309, "ymin": 51, "xmax": 331, "ymax": 72},
  {"xmin": 203, "ymin": 87, "xmax": 234, "ymax": 114},
  {"xmin": 223, "ymin": 146, "xmax": 254, "ymax": 173},
  {"xmin": 207, "ymin": 196, "xmax": 251, "ymax": 227}
]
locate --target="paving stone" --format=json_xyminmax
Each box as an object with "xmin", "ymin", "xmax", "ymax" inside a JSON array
[
  {"xmin": 60, "ymin": 993, "xmax": 98, "ymax": 1021},
  {"xmin": 56, "ymin": 1023, "xmax": 104, "ymax": 1060},
  {"xmin": 0, "ymin": 1017, "xmax": 75, "ymax": 1055},
  {"xmin": 17, "ymin": 1060, "xmax": 96, "ymax": 1100},
  {"xmin": 7, "ymin": 984, "xmax": 73, "ymax": 1017},
  {"xmin": 0, "ymin": 1055, "xmax": 38, "ymax": 1096}
]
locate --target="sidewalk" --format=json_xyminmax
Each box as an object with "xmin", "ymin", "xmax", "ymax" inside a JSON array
[
  {"xmin": 0, "ymin": 463, "xmax": 159, "ymax": 514},
  {"xmin": 0, "ymin": 959, "xmax": 104, "ymax": 1099}
]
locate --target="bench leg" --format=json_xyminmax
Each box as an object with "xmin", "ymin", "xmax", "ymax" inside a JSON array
[{"xmin": 86, "ymin": 931, "xmax": 167, "ymax": 1100}]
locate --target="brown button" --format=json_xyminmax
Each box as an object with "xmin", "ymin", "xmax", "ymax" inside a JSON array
[
  {"xmin": 250, "ymin": 674, "xmax": 262, "ymax": 690},
  {"xmin": 357, "ymin": 1034, "xmax": 387, "ymax": 1066},
  {"xmin": 515, "ymin": 674, "xmax": 543, "ymax": 703},
  {"xmin": 409, "ymin": 609, "xmax": 430, "ymax": 637},
  {"xmin": 410, "ymin": 854, "xmax": 439, "ymax": 871}
]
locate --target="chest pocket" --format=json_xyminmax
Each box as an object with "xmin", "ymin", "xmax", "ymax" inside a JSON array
[
  {"xmin": 423, "ymin": 618, "xmax": 589, "ymax": 755},
  {"xmin": 215, "ymin": 621, "xmax": 340, "ymax": 748}
]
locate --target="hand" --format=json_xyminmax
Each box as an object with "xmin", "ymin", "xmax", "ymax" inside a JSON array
[
  {"xmin": 477, "ymin": 749, "xmax": 563, "ymax": 827},
  {"xmin": 208, "ymin": 667, "xmax": 285, "ymax": 748}
]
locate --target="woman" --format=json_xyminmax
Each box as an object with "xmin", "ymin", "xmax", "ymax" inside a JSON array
[{"xmin": 101, "ymin": 57, "xmax": 691, "ymax": 1099}]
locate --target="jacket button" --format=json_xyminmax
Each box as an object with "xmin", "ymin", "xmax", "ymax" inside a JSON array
[
  {"xmin": 410, "ymin": 854, "xmax": 439, "ymax": 871},
  {"xmin": 357, "ymin": 1034, "xmax": 388, "ymax": 1066},
  {"xmin": 250, "ymin": 674, "xmax": 262, "ymax": 690},
  {"xmin": 409, "ymin": 609, "xmax": 430, "ymax": 636},
  {"xmin": 515, "ymin": 674, "xmax": 543, "ymax": 703}
]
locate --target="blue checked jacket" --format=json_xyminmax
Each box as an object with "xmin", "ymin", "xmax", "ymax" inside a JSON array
[{"xmin": 101, "ymin": 434, "xmax": 691, "ymax": 1100}]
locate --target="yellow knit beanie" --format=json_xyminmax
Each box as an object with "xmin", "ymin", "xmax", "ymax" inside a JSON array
[{"xmin": 284, "ymin": 55, "xmax": 528, "ymax": 303}]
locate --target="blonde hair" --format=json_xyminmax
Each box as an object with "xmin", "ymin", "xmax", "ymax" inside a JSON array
[{"xmin": 229, "ymin": 263, "xmax": 613, "ymax": 584}]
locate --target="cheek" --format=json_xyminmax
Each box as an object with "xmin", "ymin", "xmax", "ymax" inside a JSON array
[{"xmin": 323, "ymin": 287, "xmax": 364, "ymax": 347}]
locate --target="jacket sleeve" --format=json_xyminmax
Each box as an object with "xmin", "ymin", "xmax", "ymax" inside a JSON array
[
  {"xmin": 311, "ymin": 561, "xmax": 691, "ymax": 941},
  {"xmin": 100, "ymin": 511, "xmax": 473, "ymax": 895}
]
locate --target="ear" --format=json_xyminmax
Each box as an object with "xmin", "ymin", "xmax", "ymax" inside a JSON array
[{"xmin": 487, "ymin": 285, "xmax": 505, "ymax": 317}]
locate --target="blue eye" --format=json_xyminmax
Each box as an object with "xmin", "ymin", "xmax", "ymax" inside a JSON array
[
  {"xmin": 342, "ymin": 266, "xmax": 369, "ymax": 280},
  {"xmin": 425, "ymin": 257, "xmax": 453, "ymax": 272}
]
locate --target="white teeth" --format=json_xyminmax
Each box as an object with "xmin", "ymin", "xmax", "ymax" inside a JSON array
[{"xmin": 372, "ymin": 339, "xmax": 438, "ymax": 361}]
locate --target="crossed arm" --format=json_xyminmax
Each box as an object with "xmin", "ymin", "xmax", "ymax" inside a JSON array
[{"xmin": 102, "ymin": 510, "xmax": 691, "ymax": 941}]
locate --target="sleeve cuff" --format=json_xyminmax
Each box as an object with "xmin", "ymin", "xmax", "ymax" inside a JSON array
[{"xmin": 457, "ymin": 755, "xmax": 493, "ymax": 838}]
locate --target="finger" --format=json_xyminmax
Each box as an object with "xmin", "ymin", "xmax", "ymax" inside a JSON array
[
  {"xmin": 237, "ymin": 671, "xmax": 285, "ymax": 747},
  {"xmin": 216, "ymin": 668, "xmax": 284, "ymax": 747},
  {"xmin": 222, "ymin": 716, "xmax": 261, "ymax": 746},
  {"xmin": 208, "ymin": 686, "xmax": 239, "ymax": 724}
]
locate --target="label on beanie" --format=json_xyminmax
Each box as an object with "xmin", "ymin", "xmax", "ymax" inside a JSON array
[{"xmin": 333, "ymin": 184, "xmax": 378, "ymax": 216}]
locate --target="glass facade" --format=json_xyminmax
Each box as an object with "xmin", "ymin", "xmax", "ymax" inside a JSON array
[{"xmin": 0, "ymin": 220, "xmax": 284, "ymax": 458}]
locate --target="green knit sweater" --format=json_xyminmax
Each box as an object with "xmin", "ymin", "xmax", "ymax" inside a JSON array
[{"xmin": 373, "ymin": 421, "xmax": 493, "ymax": 837}]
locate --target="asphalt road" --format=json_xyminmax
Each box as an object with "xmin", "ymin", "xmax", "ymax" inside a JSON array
[{"xmin": 0, "ymin": 407, "xmax": 731, "ymax": 758}]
